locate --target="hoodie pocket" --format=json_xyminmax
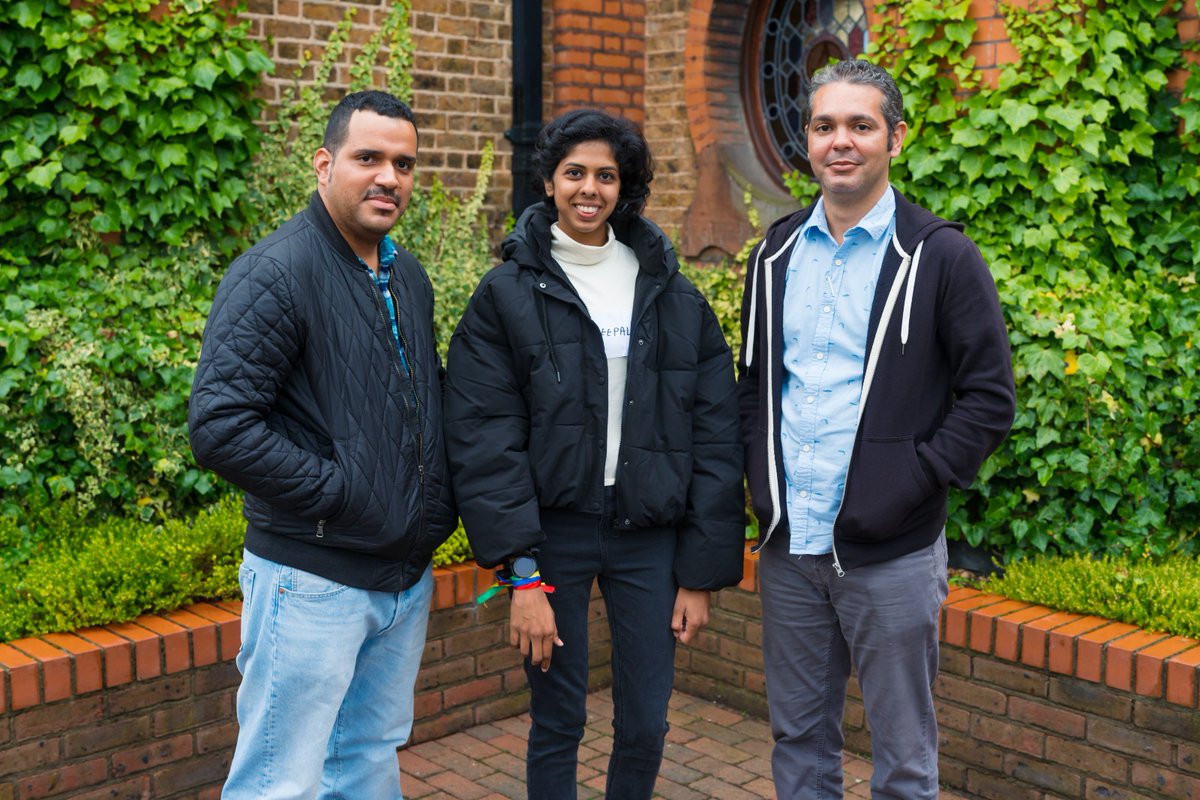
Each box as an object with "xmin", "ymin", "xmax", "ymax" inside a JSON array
[{"xmin": 838, "ymin": 436, "xmax": 935, "ymax": 542}]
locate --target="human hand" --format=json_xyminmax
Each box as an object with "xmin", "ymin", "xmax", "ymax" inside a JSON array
[
  {"xmin": 509, "ymin": 587, "xmax": 562, "ymax": 671},
  {"xmin": 671, "ymin": 588, "xmax": 710, "ymax": 646}
]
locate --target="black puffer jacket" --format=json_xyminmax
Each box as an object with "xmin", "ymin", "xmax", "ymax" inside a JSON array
[
  {"xmin": 189, "ymin": 193, "xmax": 456, "ymax": 592},
  {"xmin": 444, "ymin": 204, "xmax": 745, "ymax": 590}
]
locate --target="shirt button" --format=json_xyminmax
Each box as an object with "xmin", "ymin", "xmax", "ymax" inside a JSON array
[
  {"xmin": 805, "ymin": 396, "xmax": 815, "ymax": 404},
  {"xmin": 802, "ymin": 444, "xmax": 812, "ymax": 453},
  {"xmin": 834, "ymin": 259, "xmax": 843, "ymax": 266},
  {"xmin": 822, "ymin": 305, "xmax": 832, "ymax": 313},
  {"xmin": 799, "ymin": 490, "xmax": 809, "ymax": 498},
  {"xmin": 815, "ymin": 353, "xmax": 825, "ymax": 360}
]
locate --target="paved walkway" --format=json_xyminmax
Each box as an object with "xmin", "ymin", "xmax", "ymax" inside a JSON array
[{"xmin": 399, "ymin": 688, "xmax": 975, "ymax": 799}]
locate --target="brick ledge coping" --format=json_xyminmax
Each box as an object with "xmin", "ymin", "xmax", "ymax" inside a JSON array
[{"xmin": 3, "ymin": 546, "xmax": 1198, "ymax": 711}]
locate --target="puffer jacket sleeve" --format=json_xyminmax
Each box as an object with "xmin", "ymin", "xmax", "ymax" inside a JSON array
[
  {"xmin": 188, "ymin": 252, "xmax": 345, "ymax": 519},
  {"xmin": 674, "ymin": 290, "xmax": 746, "ymax": 590},
  {"xmin": 443, "ymin": 271, "xmax": 543, "ymax": 568}
]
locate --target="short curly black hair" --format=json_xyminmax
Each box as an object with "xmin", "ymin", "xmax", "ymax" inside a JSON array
[{"xmin": 531, "ymin": 109, "xmax": 653, "ymax": 221}]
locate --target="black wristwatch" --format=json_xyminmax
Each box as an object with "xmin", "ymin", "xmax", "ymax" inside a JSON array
[{"xmin": 509, "ymin": 553, "xmax": 539, "ymax": 579}]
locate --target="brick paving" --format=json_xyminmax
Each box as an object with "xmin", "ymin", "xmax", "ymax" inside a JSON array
[{"xmin": 400, "ymin": 688, "xmax": 976, "ymax": 799}]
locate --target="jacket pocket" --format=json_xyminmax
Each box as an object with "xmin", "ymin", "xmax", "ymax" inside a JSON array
[{"xmin": 838, "ymin": 436, "xmax": 935, "ymax": 542}]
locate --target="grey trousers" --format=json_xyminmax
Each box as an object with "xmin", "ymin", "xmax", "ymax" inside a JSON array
[{"xmin": 759, "ymin": 532, "xmax": 948, "ymax": 799}]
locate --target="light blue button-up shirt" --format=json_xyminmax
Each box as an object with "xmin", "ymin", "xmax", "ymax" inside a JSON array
[{"xmin": 780, "ymin": 188, "xmax": 896, "ymax": 555}]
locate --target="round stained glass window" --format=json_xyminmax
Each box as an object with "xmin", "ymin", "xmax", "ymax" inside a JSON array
[{"xmin": 749, "ymin": 0, "xmax": 869, "ymax": 176}]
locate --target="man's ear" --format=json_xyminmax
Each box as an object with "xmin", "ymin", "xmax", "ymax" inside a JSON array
[
  {"xmin": 889, "ymin": 120, "xmax": 909, "ymax": 157},
  {"xmin": 313, "ymin": 147, "xmax": 333, "ymax": 185}
]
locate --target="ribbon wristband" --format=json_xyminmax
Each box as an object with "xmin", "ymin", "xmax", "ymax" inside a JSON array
[{"xmin": 476, "ymin": 568, "xmax": 556, "ymax": 605}]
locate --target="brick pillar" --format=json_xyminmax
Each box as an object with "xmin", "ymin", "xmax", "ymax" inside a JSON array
[{"xmin": 551, "ymin": 0, "xmax": 646, "ymax": 124}]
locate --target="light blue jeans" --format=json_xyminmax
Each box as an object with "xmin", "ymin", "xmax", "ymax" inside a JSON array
[{"xmin": 222, "ymin": 549, "xmax": 433, "ymax": 800}]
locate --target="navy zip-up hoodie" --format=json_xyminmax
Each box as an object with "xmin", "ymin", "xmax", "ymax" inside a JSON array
[{"xmin": 738, "ymin": 189, "xmax": 1015, "ymax": 571}]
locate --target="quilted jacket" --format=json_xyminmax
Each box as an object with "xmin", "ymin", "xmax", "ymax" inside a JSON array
[
  {"xmin": 443, "ymin": 203, "xmax": 745, "ymax": 591},
  {"xmin": 189, "ymin": 193, "xmax": 456, "ymax": 592}
]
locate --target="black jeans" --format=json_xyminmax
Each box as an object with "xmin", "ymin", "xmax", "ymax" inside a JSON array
[{"xmin": 525, "ymin": 491, "xmax": 678, "ymax": 800}]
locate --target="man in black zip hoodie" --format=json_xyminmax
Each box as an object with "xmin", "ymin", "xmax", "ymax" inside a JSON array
[
  {"xmin": 189, "ymin": 91, "xmax": 455, "ymax": 799},
  {"xmin": 738, "ymin": 60, "xmax": 1015, "ymax": 798}
]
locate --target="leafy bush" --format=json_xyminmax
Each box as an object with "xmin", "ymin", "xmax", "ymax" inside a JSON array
[
  {"xmin": 0, "ymin": 0, "xmax": 268, "ymax": 252},
  {"xmin": 0, "ymin": 497, "xmax": 244, "ymax": 641},
  {"xmin": 829, "ymin": 0, "xmax": 1200, "ymax": 559},
  {"xmin": 1, "ymin": 0, "xmax": 488, "ymax": 571},
  {"xmin": 0, "ymin": 0, "xmax": 268, "ymax": 520},
  {"xmin": 981, "ymin": 554, "xmax": 1200, "ymax": 639}
]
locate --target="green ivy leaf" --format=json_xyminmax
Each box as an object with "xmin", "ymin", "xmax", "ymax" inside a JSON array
[
  {"xmin": 190, "ymin": 59, "xmax": 221, "ymax": 90},
  {"xmin": 12, "ymin": 0, "xmax": 43, "ymax": 28},
  {"xmin": 26, "ymin": 160, "xmax": 62, "ymax": 188},
  {"xmin": 1051, "ymin": 165, "xmax": 1082, "ymax": 195},
  {"xmin": 58, "ymin": 124, "xmax": 87, "ymax": 145},
  {"xmin": 153, "ymin": 143, "xmax": 188, "ymax": 171},
  {"xmin": 1045, "ymin": 104, "xmax": 1086, "ymax": 131},
  {"xmin": 1001, "ymin": 99, "xmax": 1039, "ymax": 132}
]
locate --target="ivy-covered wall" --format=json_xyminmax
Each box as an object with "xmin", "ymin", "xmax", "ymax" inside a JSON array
[{"xmin": 866, "ymin": 0, "xmax": 1200, "ymax": 559}]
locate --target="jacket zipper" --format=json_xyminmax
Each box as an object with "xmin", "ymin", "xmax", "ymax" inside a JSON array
[
  {"xmin": 360, "ymin": 269, "xmax": 427, "ymax": 557},
  {"xmin": 613, "ymin": 275, "xmax": 667, "ymax": 497}
]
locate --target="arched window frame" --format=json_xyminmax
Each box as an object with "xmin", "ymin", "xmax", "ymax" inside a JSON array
[{"xmin": 743, "ymin": 0, "xmax": 870, "ymax": 182}]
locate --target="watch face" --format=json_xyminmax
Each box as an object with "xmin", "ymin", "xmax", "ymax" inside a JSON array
[{"xmin": 512, "ymin": 555, "xmax": 538, "ymax": 579}]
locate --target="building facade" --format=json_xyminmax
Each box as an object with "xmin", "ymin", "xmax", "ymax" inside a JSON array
[{"xmin": 239, "ymin": 0, "xmax": 1200, "ymax": 259}]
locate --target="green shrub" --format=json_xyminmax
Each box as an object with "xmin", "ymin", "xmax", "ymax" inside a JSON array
[
  {"xmin": 818, "ymin": 0, "xmax": 1200, "ymax": 559},
  {"xmin": 0, "ymin": 497, "xmax": 245, "ymax": 641},
  {"xmin": 981, "ymin": 554, "xmax": 1200, "ymax": 639},
  {"xmin": 0, "ymin": 0, "xmax": 268, "ymax": 520},
  {"xmin": 0, "ymin": 0, "xmax": 268, "ymax": 252},
  {"xmin": 1, "ymin": 0, "xmax": 491, "ymax": 576}
]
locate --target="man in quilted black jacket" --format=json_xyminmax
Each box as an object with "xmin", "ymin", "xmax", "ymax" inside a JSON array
[{"xmin": 189, "ymin": 91, "xmax": 456, "ymax": 799}]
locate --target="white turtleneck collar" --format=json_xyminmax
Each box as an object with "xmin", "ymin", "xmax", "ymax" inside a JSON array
[{"xmin": 550, "ymin": 222, "xmax": 616, "ymax": 267}]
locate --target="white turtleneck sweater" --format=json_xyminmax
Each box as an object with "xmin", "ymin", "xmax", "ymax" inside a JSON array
[{"xmin": 550, "ymin": 222, "xmax": 640, "ymax": 486}]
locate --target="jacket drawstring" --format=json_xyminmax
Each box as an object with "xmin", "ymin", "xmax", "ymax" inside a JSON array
[
  {"xmin": 900, "ymin": 235, "xmax": 924, "ymax": 355},
  {"xmin": 745, "ymin": 244, "xmax": 762, "ymax": 368},
  {"xmin": 535, "ymin": 288, "xmax": 561, "ymax": 383},
  {"xmin": 859, "ymin": 232, "xmax": 917, "ymax": 426}
]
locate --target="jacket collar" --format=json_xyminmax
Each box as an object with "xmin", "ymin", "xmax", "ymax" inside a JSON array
[{"xmin": 305, "ymin": 191, "xmax": 377, "ymax": 268}]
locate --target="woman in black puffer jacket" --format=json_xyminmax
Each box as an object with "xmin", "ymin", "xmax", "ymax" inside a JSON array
[{"xmin": 444, "ymin": 109, "xmax": 744, "ymax": 800}]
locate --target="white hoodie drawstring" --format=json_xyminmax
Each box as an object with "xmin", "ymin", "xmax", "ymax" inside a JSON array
[
  {"xmin": 900, "ymin": 238, "xmax": 924, "ymax": 355},
  {"xmin": 859, "ymin": 231, "xmax": 919, "ymax": 426}
]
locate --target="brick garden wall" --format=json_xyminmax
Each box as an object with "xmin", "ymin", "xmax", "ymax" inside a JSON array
[
  {"xmin": 7, "ymin": 552, "xmax": 1200, "ymax": 798},
  {"xmin": 677, "ymin": 557, "xmax": 1200, "ymax": 800},
  {"xmin": 0, "ymin": 563, "xmax": 611, "ymax": 799}
]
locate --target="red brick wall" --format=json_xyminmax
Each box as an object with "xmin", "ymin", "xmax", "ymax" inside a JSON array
[
  {"xmin": 240, "ymin": 0, "xmax": 515, "ymax": 221},
  {"xmin": 550, "ymin": 0, "xmax": 647, "ymax": 123}
]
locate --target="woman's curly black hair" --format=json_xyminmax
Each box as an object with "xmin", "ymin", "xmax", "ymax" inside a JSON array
[{"xmin": 531, "ymin": 109, "xmax": 654, "ymax": 222}]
